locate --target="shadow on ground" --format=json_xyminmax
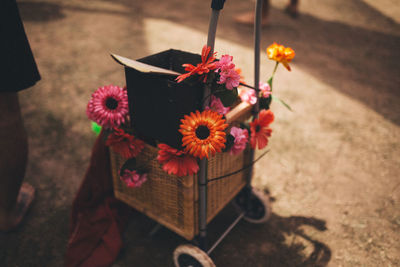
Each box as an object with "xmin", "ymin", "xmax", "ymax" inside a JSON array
[
  {"xmin": 17, "ymin": 1, "xmax": 65, "ymax": 22},
  {"xmin": 116, "ymin": 199, "xmax": 331, "ymax": 267}
]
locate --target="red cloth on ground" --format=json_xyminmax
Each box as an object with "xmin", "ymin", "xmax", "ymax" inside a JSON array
[{"xmin": 65, "ymin": 132, "xmax": 132, "ymax": 267}]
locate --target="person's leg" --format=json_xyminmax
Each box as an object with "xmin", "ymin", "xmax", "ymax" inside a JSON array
[
  {"xmin": 234, "ymin": 0, "xmax": 270, "ymax": 26},
  {"xmin": 0, "ymin": 92, "xmax": 34, "ymax": 231}
]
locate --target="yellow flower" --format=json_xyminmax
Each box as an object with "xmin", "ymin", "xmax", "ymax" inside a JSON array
[
  {"xmin": 179, "ymin": 110, "xmax": 228, "ymax": 159},
  {"xmin": 267, "ymin": 42, "xmax": 295, "ymax": 71}
]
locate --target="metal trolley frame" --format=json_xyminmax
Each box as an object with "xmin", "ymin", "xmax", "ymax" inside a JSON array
[{"xmin": 171, "ymin": 1, "xmax": 272, "ymax": 266}]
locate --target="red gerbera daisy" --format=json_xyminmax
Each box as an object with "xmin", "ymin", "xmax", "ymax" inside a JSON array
[
  {"xmin": 249, "ymin": 109, "xmax": 274, "ymax": 149},
  {"xmin": 106, "ymin": 128, "xmax": 145, "ymax": 158},
  {"xmin": 86, "ymin": 85, "xmax": 128, "ymax": 129},
  {"xmin": 157, "ymin": 143, "xmax": 199, "ymax": 177},
  {"xmin": 176, "ymin": 45, "xmax": 217, "ymax": 83}
]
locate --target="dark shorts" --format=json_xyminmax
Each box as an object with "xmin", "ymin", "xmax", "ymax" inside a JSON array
[{"xmin": 0, "ymin": 0, "xmax": 40, "ymax": 92}]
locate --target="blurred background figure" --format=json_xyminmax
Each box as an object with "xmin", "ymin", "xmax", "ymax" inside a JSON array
[
  {"xmin": 235, "ymin": 0, "xmax": 299, "ymax": 25},
  {"xmin": 0, "ymin": 0, "xmax": 40, "ymax": 231}
]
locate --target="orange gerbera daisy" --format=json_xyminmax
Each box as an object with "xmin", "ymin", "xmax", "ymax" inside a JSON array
[
  {"xmin": 266, "ymin": 42, "xmax": 295, "ymax": 71},
  {"xmin": 249, "ymin": 109, "xmax": 274, "ymax": 150},
  {"xmin": 179, "ymin": 110, "xmax": 228, "ymax": 159},
  {"xmin": 176, "ymin": 45, "xmax": 217, "ymax": 83},
  {"xmin": 157, "ymin": 143, "xmax": 199, "ymax": 177}
]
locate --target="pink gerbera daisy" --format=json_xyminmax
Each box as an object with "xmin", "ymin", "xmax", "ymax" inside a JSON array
[
  {"xmin": 120, "ymin": 169, "xmax": 147, "ymax": 188},
  {"xmin": 157, "ymin": 143, "xmax": 199, "ymax": 177},
  {"xmin": 86, "ymin": 85, "xmax": 129, "ymax": 129},
  {"xmin": 229, "ymin": 127, "xmax": 249, "ymax": 155}
]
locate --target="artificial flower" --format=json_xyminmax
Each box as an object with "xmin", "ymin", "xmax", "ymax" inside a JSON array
[
  {"xmin": 249, "ymin": 109, "xmax": 274, "ymax": 149},
  {"xmin": 259, "ymin": 82, "xmax": 271, "ymax": 98},
  {"xmin": 229, "ymin": 127, "xmax": 249, "ymax": 155},
  {"xmin": 218, "ymin": 68, "xmax": 241, "ymax": 90},
  {"xmin": 206, "ymin": 95, "xmax": 230, "ymax": 115},
  {"xmin": 179, "ymin": 110, "xmax": 228, "ymax": 159},
  {"xmin": 266, "ymin": 42, "xmax": 295, "ymax": 71},
  {"xmin": 239, "ymin": 88, "xmax": 257, "ymax": 105},
  {"xmin": 176, "ymin": 45, "xmax": 217, "ymax": 83},
  {"xmin": 215, "ymin": 54, "xmax": 240, "ymax": 90},
  {"xmin": 157, "ymin": 143, "xmax": 199, "ymax": 177},
  {"xmin": 120, "ymin": 169, "xmax": 147, "ymax": 188},
  {"xmin": 86, "ymin": 85, "xmax": 129, "ymax": 129},
  {"xmin": 106, "ymin": 128, "xmax": 145, "ymax": 158},
  {"xmin": 215, "ymin": 54, "xmax": 235, "ymax": 72}
]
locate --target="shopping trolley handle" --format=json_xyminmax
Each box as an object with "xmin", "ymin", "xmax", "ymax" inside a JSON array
[{"xmin": 211, "ymin": 0, "xmax": 225, "ymax": 10}]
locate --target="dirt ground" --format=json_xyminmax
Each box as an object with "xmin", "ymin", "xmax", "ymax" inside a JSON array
[{"xmin": 1, "ymin": 0, "xmax": 399, "ymax": 266}]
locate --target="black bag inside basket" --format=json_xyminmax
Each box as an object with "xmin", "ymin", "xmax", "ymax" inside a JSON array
[{"xmin": 113, "ymin": 49, "xmax": 204, "ymax": 149}]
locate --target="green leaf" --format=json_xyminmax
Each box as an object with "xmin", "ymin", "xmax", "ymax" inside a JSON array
[
  {"xmin": 271, "ymin": 95, "xmax": 293, "ymax": 111},
  {"xmin": 91, "ymin": 121, "xmax": 102, "ymax": 136},
  {"xmin": 214, "ymin": 88, "xmax": 238, "ymax": 107},
  {"xmin": 259, "ymin": 96, "xmax": 272, "ymax": 110},
  {"xmin": 267, "ymin": 76, "xmax": 273, "ymax": 90},
  {"xmin": 223, "ymin": 134, "xmax": 235, "ymax": 152},
  {"xmin": 239, "ymin": 122, "xmax": 250, "ymax": 132}
]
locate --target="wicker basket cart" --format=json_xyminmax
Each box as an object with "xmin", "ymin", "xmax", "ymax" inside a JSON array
[{"xmin": 110, "ymin": 1, "xmax": 271, "ymax": 266}]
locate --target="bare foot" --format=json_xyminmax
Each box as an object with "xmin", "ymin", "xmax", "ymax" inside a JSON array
[
  {"xmin": 0, "ymin": 183, "xmax": 35, "ymax": 232},
  {"xmin": 234, "ymin": 11, "xmax": 269, "ymax": 26},
  {"xmin": 284, "ymin": 4, "xmax": 299, "ymax": 18}
]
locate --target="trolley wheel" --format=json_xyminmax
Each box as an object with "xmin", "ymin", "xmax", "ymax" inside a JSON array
[
  {"xmin": 232, "ymin": 188, "xmax": 272, "ymax": 223},
  {"xmin": 173, "ymin": 244, "xmax": 216, "ymax": 267}
]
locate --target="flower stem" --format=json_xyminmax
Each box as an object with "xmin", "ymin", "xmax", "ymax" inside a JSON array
[
  {"xmin": 272, "ymin": 62, "xmax": 279, "ymax": 76},
  {"xmin": 267, "ymin": 62, "xmax": 279, "ymax": 92}
]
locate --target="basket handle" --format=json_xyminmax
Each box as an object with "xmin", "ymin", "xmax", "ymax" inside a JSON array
[{"xmin": 225, "ymin": 102, "xmax": 252, "ymax": 124}]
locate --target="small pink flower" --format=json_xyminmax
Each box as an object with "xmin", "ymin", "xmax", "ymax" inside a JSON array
[
  {"xmin": 218, "ymin": 68, "xmax": 241, "ymax": 90},
  {"xmin": 206, "ymin": 95, "xmax": 230, "ymax": 115},
  {"xmin": 215, "ymin": 55, "xmax": 235, "ymax": 71},
  {"xmin": 215, "ymin": 55, "xmax": 240, "ymax": 90},
  {"xmin": 86, "ymin": 85, "xmax": 129, "ymax": 129},
  {"xmin": 259, "ymin": 82, "xmax": 271, "ymax": 98},
  {"xmin": 229, "ymin": 127, "xmax": 249, "ymax": 155},
  {"xmin": 239, "ymin": 88, "xmax": 257, "ymax": 105},
  {"xmin": 120, "ymin": 169, "xmax": 147, "ymax": 188}
]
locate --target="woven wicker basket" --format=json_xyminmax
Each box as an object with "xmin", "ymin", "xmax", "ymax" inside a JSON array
[{"xmin": 110, "ymin": 143, "xmax": 252, "ymax": 240}]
